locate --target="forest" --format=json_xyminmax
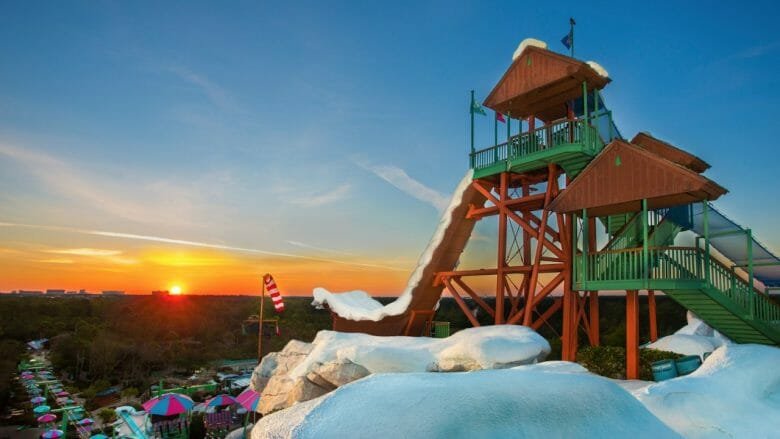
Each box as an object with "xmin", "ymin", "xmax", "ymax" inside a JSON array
[{"xmin": 0, "ymin": 293, "xmax": 688, "ymax": 411}]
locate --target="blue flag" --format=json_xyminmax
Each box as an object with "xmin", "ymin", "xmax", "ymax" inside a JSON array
[{"xmin": 561, "ymin": 31, "xmax": 572, "ymax": 50}]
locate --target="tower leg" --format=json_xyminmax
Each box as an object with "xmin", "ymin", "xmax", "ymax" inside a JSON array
[
  {"xmin": 648, "ymin": 290, "xmax": 658, "ymax": 342},
  {"xmin": 588, "ymin": 291, "xmax": 600, "ymax": 346},
  {"xmin": 626, "ymin": 290, "xmax": 640, "ymax": 380}
]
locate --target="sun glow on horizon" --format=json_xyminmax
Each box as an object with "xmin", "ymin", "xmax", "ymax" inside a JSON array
[{"xmin": 170, "ymin": 285, "xmax": 182, "ymax": 295}]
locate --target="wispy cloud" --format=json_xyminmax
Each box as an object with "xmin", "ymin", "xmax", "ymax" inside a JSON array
[
  {"xmin": 46, "ymin": 248, "xmax": 122, "ymax": 257},
  {"xmin": 0, "ymin": 141, "xmax": 200, "ymax": 228},
  {"xmin": 0, "ymin": 221, "xmax": 405, "ymax": 272},
  {"xmin": 166, "ymin": 65, "xmax": 236, "ymax": 111},
  {"xmin": 286, "ymin": 240, "xmax": 353, "ymax": 256},
  {"xmin": 711, "ymin": 40, "xmax": 780, "ymax": 65},
  {"xmin": 38, "ymin": 258, "xmax": 74, "ymax": 264},
  {"xmin": 287, "ymin": 184, "xmax": 351, "ymax": 207},
  {"xmin": 359, "ymin": 163, "xmax": 448, "ymax": 211}
]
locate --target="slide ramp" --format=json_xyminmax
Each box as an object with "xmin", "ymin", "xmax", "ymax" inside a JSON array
[{"xmin": 318, "ymin": 169, "xmax": 486, "ymax": 336}]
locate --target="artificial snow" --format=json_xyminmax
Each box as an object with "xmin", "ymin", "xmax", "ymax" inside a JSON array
[
  {"xmin": 311, "ymin": 169, "xmax": 474, "ymax": 322},
  {"xmin": 253, "ymin": 365, "xmax": 680, "ymax": 438},
  {"xmin": 288, "ymin": 325, "xmax": 551, "ymax": 379},
  {"xmin": 512, "ymin": 38, "xmax": 548, "ymax": 61},
  {"xmin": 646, "ymin": 312, "xmax": 731, "ymax": 357},
  {"xmin": 586, "ymin": 60, "xmax": 609, "ymax": 78},
  {"xmin": 634, "ymin": 344, "xmax": 780, "ymax": 438}
]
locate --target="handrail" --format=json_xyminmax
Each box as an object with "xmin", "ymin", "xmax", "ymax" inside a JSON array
[
  {"xmin": 470, "ymin": 117, "xmax": 604, "ymax": 170},
  {"xmin": 576, "ymin": 245, "xmax": 780, "ymax": 323}
]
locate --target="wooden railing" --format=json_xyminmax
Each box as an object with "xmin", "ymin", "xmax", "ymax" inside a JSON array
[
  {"xmin": 575, "ymin": 246, "xmax": 780, "ymax": 324},
  {"xmin": 470, "ymin": 118, "xmax": 603, "ymax": 170}
]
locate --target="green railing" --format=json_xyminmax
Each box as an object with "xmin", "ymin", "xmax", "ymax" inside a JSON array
[
  {"xmin": 469, "ymin": 118, "xmax": 602, "ymax": 170},
  {"xmin": 575, "ymin": 246, "xmax": 780, "ymax": 324}
]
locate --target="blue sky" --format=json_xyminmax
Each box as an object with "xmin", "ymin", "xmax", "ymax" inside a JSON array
[{"xmin": 0, "ymin": 1, "xmax": 778, "ymax": 293}]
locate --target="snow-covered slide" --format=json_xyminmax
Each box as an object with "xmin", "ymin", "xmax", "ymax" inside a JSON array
[{"xmin": 312, "ymin": 169, "xmax": 486, "ymax": 336}]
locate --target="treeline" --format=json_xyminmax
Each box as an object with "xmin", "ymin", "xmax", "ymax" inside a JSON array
[{"xmin": 0, "ymin": 293, "xmax": 687, "ymax": 407}]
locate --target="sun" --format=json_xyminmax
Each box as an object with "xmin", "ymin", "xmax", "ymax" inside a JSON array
[{"xmin": 170, "ymin": 285, "xmax": 182, "ymax": 295}]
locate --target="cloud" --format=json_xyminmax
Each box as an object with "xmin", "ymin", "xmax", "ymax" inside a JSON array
[
  {"xmin": 0, "ymin": 221, "xmax": 406, "ymax": 272},
  {"xmin": 286, "ymin": 240, "xmax": 353, "ymax": 256},
  {"xmin": 360, "ymin": 163, "xmax": 448, "ymax": 211},
  {"xmin": 287, "ymin": 184, "xmax": 351, "ymax": 207},
  {"xmin": 0, "ymin": 141, "xmax": 200, "ymax": 228},
  {"xmin": 38, "ymin": 258, "xmax": 74, "ymax": 264},
  {"xmin": 167, "ymin": 65, "xmax": 236, "ymax": 111},
  {"xmin": 46, "ymin": 248, "xmax": 122, "ymax": 257}
]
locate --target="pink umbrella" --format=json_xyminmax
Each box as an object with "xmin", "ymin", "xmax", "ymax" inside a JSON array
[
  {"xmin": 37, "ymin": 413, "xmax": 57, "ymax": 423},
  {"xmin": 235, "ymin": 388, "xmax": 260, "ymax": 412},
  {"xmin": 31, "ymin": 396, "xmax": 46, "ymax": 404},
  {"xmin": 142, "ymin": 393, "xmax": 194, "ymax": 416},
  {"xmin": 55, "ymin": 391, "xmax": 69, "ymax": 397},
  {"xmin": 204, "ymin": 394, "xmax": 238, "ymax": 408},
  {"xmin": 77, "ymin": 418, "xmax": 94, "ymax": 426}
]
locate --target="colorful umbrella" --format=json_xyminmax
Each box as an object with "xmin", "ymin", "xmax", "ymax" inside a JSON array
[
  {"xmin": 235, "ymin": 388, "xmax": 261, "ymax": 412},
  {"xmin": 77, "ymin": 418, "xmax": 94, "ymax": 426},
  {"xmin": 205, "ymin": 394, "xmax": 238, "ymax": 408},
  {"xmin": 142, "ymin": 393, "xmax": 194, "ymax": 416},
  {"xmin": 41, "ymin": 429, "xmax": 64, "ymax": 439},
  {"xmin": 21, "ymin": 373, "xmax": 34, "ymax": 379},
  {"xmin": 37, "ymin": 413, "xmax": 57, "ymax": 423},
  {"xmin": 55, "ymin": 391, "xmax": 69, "ymax": 397},
  {"xmin": 31, "ymin": 396, "xmax": 46, "ymax": 404},
  {"xmin": 33, "ymin": 405, "xmax": 51, "ymax": 414},
  {"xmin": 90, "ymin": 434, "xmax": 109, "ymax": 439}
]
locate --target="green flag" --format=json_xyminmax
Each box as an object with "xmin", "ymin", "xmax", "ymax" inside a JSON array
[{"xmin": 471, "ymin": 100, "xmax": 486, "ymax": 116}]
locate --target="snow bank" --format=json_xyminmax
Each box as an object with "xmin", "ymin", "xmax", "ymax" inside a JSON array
[
  {"xmin": 512, "ymin": 38, "xmax": 548, "ymax": 61},
  {"xmin": 586, "ymin": 60, "xmax": 609, "ymax": 78},
  {"xmin": 634, "ymin": 344, "xmax": 780, "ymax": 438},
  {"xmin": 289, "ymin": 325, "xmax": 550, "ymax": 378},
  {"xmin": 311, "ymin": 169, "xmax": 474, "ymax": 322},
  {"xmin": 646, "ymin": 312, "xmax": 731, "ymax": 357},
  {"xmin": 253, "ymin": 365, "xmax": 680, "ymax": 438}
]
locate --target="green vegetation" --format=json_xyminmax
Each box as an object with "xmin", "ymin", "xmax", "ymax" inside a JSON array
[
  {"xmin": 576, "ymin": 346, "xmax": 684, "ymax": 380},
  {"xmin": 0, "ymin": 293, "xmax": 688, "ymax": 410}
]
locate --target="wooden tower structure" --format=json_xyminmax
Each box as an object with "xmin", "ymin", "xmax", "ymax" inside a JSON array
[{"xmin": 437, "ymin": 43, "xmax": 613, "ymax": 361}]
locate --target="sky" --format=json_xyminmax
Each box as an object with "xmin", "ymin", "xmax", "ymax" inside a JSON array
[{"xmin": 1, "ymin": 1, "xmax": 779, "ymax": 295}]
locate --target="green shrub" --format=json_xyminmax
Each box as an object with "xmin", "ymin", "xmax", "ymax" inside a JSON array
[
  {"xmin": 97, "ymin": 408, "xmax": 116, "ymax": 424},
  {"xmin": 576, "ymin": 346, "xmax": 683, "ymax": 380}
]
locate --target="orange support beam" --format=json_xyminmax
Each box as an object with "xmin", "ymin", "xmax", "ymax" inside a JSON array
[
  {"xmin": 588, "ymin": 291, "xmax": 600, "ymax": 346},
  {"xmin": 648, "ymin": 290, "xmax": 658, "ymax": 342},
  {"xmin": 495, "ymin": 172, "xmax": 508, "ymax": 324},
  {"xmin": 626, "ymin": 290, "xmax": 640, "ymax": 380}
]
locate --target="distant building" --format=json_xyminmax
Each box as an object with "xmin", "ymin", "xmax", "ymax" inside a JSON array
[
  {"xmin": 101, "ymin": 290, "xmax": 126, "ymax": 296},
  {"xmin": 46, "ymin": 289, "xmax": 66, "ymax": 296},
  {"xmin": 19, "ymin": 290, "xmax": 43, "ymax": 296},
  {"xmin": 151, "ymin": 290, "xmax": 170, "ymax": 296}
]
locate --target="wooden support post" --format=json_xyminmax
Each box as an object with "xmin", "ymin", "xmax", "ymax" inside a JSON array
[
  {"xmin": 496, "ymin": 172, "xmax": 508, "ymax": 324},
  {"xmin": 258, "ymin": 275, "xmax": 266, "ymax": 362},
  {"xmin": 648, "ymin": 290, "xmax": 658, "ymax": 342},
  {"xmin": 588, "ymin": 291, "xmax": 600, "ymax": 346},
  {"xmin": 445, "ymin": 281, "xmax": 480, "ymax": 327},
  {"xmin": 626, "ymin": 290, "xmax": 640, "ymax": 380},
  {"xmin": 523, "ymin": 164, "xmax": 556, "ymax": 325}
]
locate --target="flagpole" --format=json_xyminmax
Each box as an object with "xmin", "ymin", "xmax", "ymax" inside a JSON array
[
  {"xmin": 258, "ymin": 274, "xmax": 266, "ymax": 361},
  {"xmin": 570, "ymin": 17, "xmax": 576, "ymax": 57},
  {"xmin": 494, "ymin": 111, "xmax": 498, "ymax": 146},
  {"xmin": 470, "ymin": 90, "xmax": 475, "ymax": 156}
]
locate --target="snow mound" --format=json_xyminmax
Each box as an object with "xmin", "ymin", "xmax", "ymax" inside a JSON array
[
  {"xmin": 253, "ymin": 366, "xmax": 680, "ymax": 438},
  {"xmin": 311, "ymin": 169, "xmax": 474, "ymax": 322},
  {"xmin": 586, "ymin": 60, "xmax": 609, "ymax": 77},
  {"xmin": 634, "ymin": 344, "xmax": 780, "ymax": 438},
  {"xmin": 647, "ymin": 334, "xmax": 717, "ymax": 358},
  {"xmin": 512, "ymin": 38, "xmax": 547, "ymax": 61},
  {"xmin": 646, "ymin": 312, "xmax": 731, "ymax": 356},
  {"xmin": 289, "ymin": 325, "xmax": 550, "ymax": 378}
]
